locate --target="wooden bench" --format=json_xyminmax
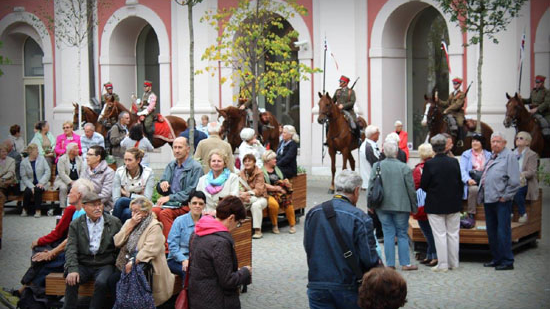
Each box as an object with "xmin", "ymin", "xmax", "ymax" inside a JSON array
[
  {"xmin": 408, "ymin": 189, "xmax": 543, "ymax": 249},
  {"xmin": 45, "ymin": 219, "xmax": 252, "ymax": 297},
  {"xmin": 4, "ymin": 163, "xmax": 60, "ymax": 207}
]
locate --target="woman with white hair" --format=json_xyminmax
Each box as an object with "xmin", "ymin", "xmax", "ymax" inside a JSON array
[
  {"xmin": 368, "ymin": 140, "xmax": 417, "ymax": 271},
  {"xmin": 54, "ymin": 142, "xmax": 83, "ymax": 209},
  {"xmin": 513, "ymin": 131, "xmax": 539, "ymax": 223},
  {"xmin": 380, "ymin": 133, "xmax": 407, "ymax": 163},
  {"xmin": 238, "ymin": 127, "xmax": 265, "ymax": 170},
  {"xmin": 276, "ymin": 125, "xmax": 299, "ymax": 179},
  {"xmin": 394, "ymin": 120, "xmax": 409, "ymax": 161}
]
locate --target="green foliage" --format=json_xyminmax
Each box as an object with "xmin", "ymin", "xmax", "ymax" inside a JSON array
[
  {"xmin": 0, "ymin": 41, "xmax": 10, "ymax": 76},
  {"xmin": 297, "ymin": 165, "xmax": 307, "ymax": 175},
  {"xmin": 537, "ymin": 163, "xmax": 550, "ymax": 187},
  {"xmin": 434, "ymin": 0, "xmax": 527, "ymax": 46},
  {"xmin": 200, "ymin": 0, "xmax": 321, "ymax": 107}
]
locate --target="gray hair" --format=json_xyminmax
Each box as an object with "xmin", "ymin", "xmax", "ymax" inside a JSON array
[
  {"xmin": 66, "ymin": 142, "xmax": 79, "ymax": 152},
  {"xmin": 385, "ymin": 132, "xmax": 400, "ymax": 144},
  {"xmin": 283, "ymin": 125, "xmax": 300, "ymax": 143},
  {"xmin": 118, "ymin": 111, "xmax": 129, "ymax": 120},
  {"xmin": 383, "ymin": 141, "xmax": 399, "ymax": 158},
  {"xmin": 491, "ymin": 131, "xmax": 506, "ymax": 140},
  {"xmin": 262, "ymin": 149, "xmax": 277, "ymax": 163},
  {"xmin": 394, "ymin": 120, "xmax": 403, "ymax": 126},
  {"xmin": 430, "ymin": 134, "xmax": 447, "ymax": 154},
  {"xmin": 72, "ymin": 178, "xmax": 94, "ymax": 196},
  {"xmin": 365, "ymin": 125, "xmax": 379, "ymax": 139},
  {"xmin": 334, "ymin": 169, "xmax": 363, "ymax": 193},
  {"xmin": 84, "ymin": 122, "xmax": 95, "ymax": 130},
  {"xmin": 240, "ymin": 128, "xmax": 255, "ymax": 141},
  {"xmin": 207, "ymin": 122, "xmax": 222, "ymax": 135}
]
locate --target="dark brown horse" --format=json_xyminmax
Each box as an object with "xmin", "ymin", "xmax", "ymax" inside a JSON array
[
  {"xmin": 72, "ymin": 103, "xmax": 107, "ymax": 136},
  {"xmin": 100, "ymin": 100, "xmax": 188, "ymax": 148},
  {"xmin": 216, "ymin": 106, "xmax": 280, "ymax": 152},
  {"xmin": 504, "ymin": 92, "xmax": 550, "ymax": 158},
  {"xmin": 421, "ymin": 95, "xmax": 493, "ymax": 155},
  {"xmin": 317, "ymin": 92, "xmax": 366, "ymax": 193}
]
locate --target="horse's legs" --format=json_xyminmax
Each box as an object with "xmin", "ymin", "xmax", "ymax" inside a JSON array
[
  {"xmin": 348, "ymin": 150, "xmax": 355, "ymax": 171},
  {"xmin": 329, "ymin": 148, "xmax": 337, "ymax": 194}
]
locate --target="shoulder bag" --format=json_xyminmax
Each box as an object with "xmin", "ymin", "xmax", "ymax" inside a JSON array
[{"xmin": 367, "ymin": 163, "xmax": 384, "ymax": 209}]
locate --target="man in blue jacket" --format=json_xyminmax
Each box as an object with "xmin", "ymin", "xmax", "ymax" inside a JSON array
[{"xmin": 304, "ymin": 170, "xmax": 380, "ymax": 309}]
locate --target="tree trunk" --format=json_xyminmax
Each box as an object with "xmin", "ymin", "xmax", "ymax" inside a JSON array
[
  {"xmin": 476, "ymin": 28, "xmax": 484, "ymax": 133},
  {"xmin": 188, "ymin": 3, "xmax": 195, "ymax": 154},
  {"xmin": 252, "ymin": 0, "xmax": 260, "ymax": 134},
  {"xmin": 77, "ymin": 47, "xmax": 82, "ymax": 133}
]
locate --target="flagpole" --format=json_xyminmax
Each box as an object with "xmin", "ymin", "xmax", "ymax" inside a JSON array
[
  {"xmin": 518, "ymin": 29, "xmax": 525, "ymax": 93},
  {"xmin": 322, "ymin": 36, "xmax": 328, "ymax": 164},
  {"xmin": 323, "ymin": 36, "xmax": 327, "ymax": 93}
]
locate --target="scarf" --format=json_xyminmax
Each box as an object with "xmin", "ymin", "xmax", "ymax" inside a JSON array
[
  {"xmin": 115, "ymin": 214, "xmax": 153, "ymax": 271},
  {"xmin": 205, "ymin": 168, "xmax": 230, "ymax": 195}
]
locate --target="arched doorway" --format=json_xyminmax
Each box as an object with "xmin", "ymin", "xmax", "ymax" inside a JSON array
[
  {"xmin": 23, "ymin": 37, "xmax": 45, "ymax": 143},
  {"xmin": 136, "ymin": 24, "xmax": 160, "ymax": 111},
  {"xmin": 407, "ymin": 6, "xmax": 449, "ymax": 148}
]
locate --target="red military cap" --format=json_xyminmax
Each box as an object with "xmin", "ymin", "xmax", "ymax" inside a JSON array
[
  {"xmin": 535, "ymin": 75, "xmax": 546, "ymax": 83},
  {"xmin": 339, "ymin": 75, "xmax": 350, "ymax": 83},
  {"xmin": 103, "ymin": 82, "xmax": 113, "ymax": 89},
  {"xmin": 144, "ymin": 80, "xmax": 153, "ymax": 87},
  {"xmin": 452, "ymin": 77, "xmax": 463, "ymax": 84}
]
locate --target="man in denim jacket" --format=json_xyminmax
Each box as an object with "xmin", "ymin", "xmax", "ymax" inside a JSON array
[{"xmin": 304, "ymin": 170, "xmax": 380, "ymax": 309}]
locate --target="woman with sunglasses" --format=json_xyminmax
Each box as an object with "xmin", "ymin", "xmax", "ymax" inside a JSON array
[
  {"xmin": 513, "ymin": 131, "xmax": 539, "ymax": 223},
  {"xmin": 54, "ymin": 121, "xmax": 82, "ymax": 163}
]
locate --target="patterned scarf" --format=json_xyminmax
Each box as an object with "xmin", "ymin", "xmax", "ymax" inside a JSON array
[
  {"xmin": 205, "ymin": 168, "xmax": 230, "ymax": 195},
  {"xmin": 115, "ymin": 214, "xmax": 153, "ymax": 271}
]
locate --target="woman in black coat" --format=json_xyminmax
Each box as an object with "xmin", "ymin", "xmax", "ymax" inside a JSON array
[
  {"xmin": 420, "ymin": 134, "xmax": 463, "ymax": 273},
  {"xmin": 188, "ymin": 196, "xmax": 251, "ymax": 309},
  {"xmin": 276, "ymin": 125, "xmax": 299, "ymax": 179}
]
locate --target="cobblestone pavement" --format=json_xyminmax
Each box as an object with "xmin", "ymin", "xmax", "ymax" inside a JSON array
[{"xmin": 1, "ymin": 178, "xmax": 549, "ymax": 309}]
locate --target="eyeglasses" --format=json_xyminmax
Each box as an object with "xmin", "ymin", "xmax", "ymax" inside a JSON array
[
  {"xmin": 86, "ymin": 152, "xmax": 97, "ymax": 156},
  {"xmin": 516, "ymin": 136, "xmax": 524, "ymax": 140}
]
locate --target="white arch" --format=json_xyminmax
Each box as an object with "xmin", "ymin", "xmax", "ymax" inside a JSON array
[
  {"xmin": 534, "ymin": 8, "xmax": 550, "ymax": 86},
  {"xmin": 100, "ymin": 4, "xmax": 170, "ymax": 113},
  {"xmin": 0, "ymin": 12, "xmax": 53, "ymax": 62}
]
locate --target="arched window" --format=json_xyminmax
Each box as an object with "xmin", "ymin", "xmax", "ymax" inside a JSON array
[
  {"xmin": 23, "ymin": 37, "xmax": 45, "ymax": 142},
  {"xmin": 24, "ymin": 37, "xmax": 44, "ymax": 77}
]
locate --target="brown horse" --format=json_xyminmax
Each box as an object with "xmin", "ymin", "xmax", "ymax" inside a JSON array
[
  {"xmin": 72, "ymin": 103, "xmax": 107, "ymax": 136},
  {"xmin": 504, "ymin": 93, "xmax": 550, "ymax": 158},
  {"xmin": 317, "ymin": 92, "xmax": 366, "ymax": 193},
  {"xmin": 216, "ymin": 106, "xmax": 280, "ymax": 152},
  {"xmin": 421, "ymin": 95, "xmax": 493, "ymax": 155},
  {"xmin": 100, "ymin": 100, "xmax": 188, "ymax": 148}
]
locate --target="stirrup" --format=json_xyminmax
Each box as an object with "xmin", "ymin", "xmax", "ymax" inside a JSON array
[{"xmin": 457, "ymin": 139, "xmax": 464, "ymax": 147}]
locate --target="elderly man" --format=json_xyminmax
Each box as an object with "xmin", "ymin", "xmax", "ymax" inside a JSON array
[
  {"xmin": 478, "ymin": 132, "xmax": 520, "ymax": 271},
  {"xmin": 304, "ymin": 170, "xmax": 380, "ymax": 309},
  {"xmin": 63, "ymin": 191, "xmax": 121, "ymax": 309},
  {"xmin": 154, "ymin": 137, "xmax": 203, "ymax": 246},
  {"xmin": 108, "ymin": 111, "xmax": 130, "ymax": 166},
  {"xmin": 194, "ymin": 122, "xmax": 235, "ymax": 173},
  {"xmin": 80, "ymin": 123, "xmax": 105, "ymax": 160},
  {"xmin": 359, "ymin": 125, "xmax": 383, "ymax": 241}
]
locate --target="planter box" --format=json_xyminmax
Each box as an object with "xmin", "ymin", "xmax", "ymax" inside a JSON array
[{"xmin": 290, "ymin": 173, "xmax": 307, "ymax": 211}]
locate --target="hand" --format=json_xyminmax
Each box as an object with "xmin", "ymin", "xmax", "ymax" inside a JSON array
[
  {"xmin": 182, "ymin": 260, "xmax": 189, "ymax": 272},
  {"xmin": 156, "ymin": 196, "xmax": 170, "ymax": 207},
  {"xmin": 125, "ymin": 261, "xmax": 133, "ymax": 274},
  {"xmin": 139, "ymin": 115, "xmax": 145, "ymax": 122},
  {"xmin": 529, "ymin": 107, "xmax": 537, "ymax": 114},
  {"xmin": 243, "ymin": 265, "xmax": 252, "ymax": 273},
  {"xmin": 129, "ymin": 210, "xmax": 144, "ymax": 227},
  {"xmin": 66, "ymin": 272, "xmax": 80, "ymax": 286},
  {"xmin": 239, "ymin": 192, "xmax": 250, "ymax": 202},
  {"xmin": 239, "ymin": 105, "xmax": 246, "ymax": 110},
  {"xmin": 499, "ymin": 197, "xmax": 506, "ymax": 202},
  {"xmin": 159, "ymin": 181, "xmax": 170, "ymax": 193},
  {"xmin": 31, "ymin": 240, "xmax": 38, "ymax": 249},
  {"xmin": 120, "ymin": 188, "xmax": 129, "ymax": 197},
  {"xmin": 36, "ymin": 184, "xmax": 44, "ymax": 189},
  {"xmin": 337, "ymin": 104, "xmax": 344, "ymax": 110},
  {"xmin": 467, "ymin": 179, "xmax": 477, "ymax": 186},
  {"xmin": 32, "ymin": 250, "xmax": 55, "ymax": 262}
]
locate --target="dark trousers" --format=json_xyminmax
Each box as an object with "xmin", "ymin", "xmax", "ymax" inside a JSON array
[
  {"xmin": 107, "ymin": 270, "xmax": 121, "ymax": 301},
  {"xmin": 167, "ymin": 258, "xmax": 186, "ymax": 278},
  {"xmin": 112, "ymin": 197, "xmax": 132, "ymax": 224},
  {"xmin": 417, "ymin": 219, "xmax": 437, "ymax": 259},
  {"xmin": 368, "ymin": 211, "xmax": 383, "ymax": 239},
  {"xmin": 484, "ymin": 201, "xmax": 514, "ymax": 266},
  {"xmin": 23, "ymin": 187, "xmax": 45, "ymax": 213},
  {"xmin": 63, "ymin": 264, "xmax": 114, "ymax": 309},
  {"xmin": 513, "ymin": 186, "xmax": 528, "ymax": 215}
]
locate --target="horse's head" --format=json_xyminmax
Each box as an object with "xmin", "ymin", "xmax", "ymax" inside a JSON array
[
  {"xmin": 421, "ymin": 94, "xmax": 440, "ymax": 128},
  {"xmin": 504, "ymin": 92, "xmax": 523, "ymax": 128},
  {"xmin": 102, "ymin": 99, "xmax": 118, "ymax": 121},
  {"xmin": 72, "ymin": 103, "xmax": 80, "ymax": 130},
  {"xmin": 317, "ymin": 92, "xmax": 335, "ymax": 125}
]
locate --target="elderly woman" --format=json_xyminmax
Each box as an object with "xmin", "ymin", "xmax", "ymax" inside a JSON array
[
  {"xmin": 238, "ymin": 127, "xmax": 265, "ymax": 169},
  {"xmin": 276, "ymin": 125, "xmax": 299, "ymax": 179},
  {"xmin": 380, "ymin": 133, "xmax": 407, "ymax": 163},
  {"xmin": 81, "ymin": 145, "xmax": 115, "ymax": 212},
  {"xmin": 240, "ymin": 153, "xmax": 268, "ymax": 239},
  {"xmin": 110, "ymin": 197, "xmax": 174, "ymax": 307},
  {"xmin": 29, "ymin": 121, "xmax": 56, "ymax": 167},
  {"xmin": 189, "ymin": 196, "xmax": 251, "ymax": 309},
  {"xmin": 120, "ymin": 123, "xmax": 154, "ymax": 166},
  {"xmin": 394, "ymin": 120, "xmax": 409, "ymax": 161},
  {"xmin": 261, "ymin": 150, "xmax": 296, "ymax": 234},
  {"xmin": 54, "ymin": 142, "xmax": 83, "ymax": 210},
  {"xmin": 20, "ymin": 143, "xmax": 51, "ymax": 218},
  {"xmin": 167, "ymin": 190, "xmax": 206, "ymax": 277},
  {"xmin": 459, "ymin": 135, "xmax": 491, "ymax": 221},
  {"xmin": 358, "ymin": 267, "xmax": 407, "ymax": 309},
  {"xmin": 112, "ymin": 148, "xmax": 155, "ymax": 224},
  {"xmin": 196, "ymin": 149, "xmax": 240, "ymax": 213},
  {"xmin": 369, "ymin": 141, "xmax": 417, "ymax": 271},
  {"xmin": 513, "ymin": 131, "xmax": 539, "ymax": 223},
  {"xmin": 0, "ymin": 143, "xmax": 17, "ymax": 197},
  {"xmin": 412, "ymin": 143, "xmax": 437, "ymax": 266},
  {"xmin": 420, "ymin": 134, "xmax": 463, "ymax": 272},
  {"xmin": 54, "ymin": 121, "xmax": 82, "ymax": 163}
]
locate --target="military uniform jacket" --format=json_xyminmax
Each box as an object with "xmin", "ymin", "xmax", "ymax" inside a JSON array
[
  {"xmin": 440, "ymin": 90, "xmax": 465, "ymax": 126},
  {"xmin": 101, "ymin": 92, "xmax": 120, "ymax": 106},
  {"xmin": 333, "ymin": 87, "xmax": 357, "ymax": 120},
  {"xmin": 522, "ymin": 86, "xmax": 550, "ymax": 108},
  {"xmin": 138, "ymin": 91, "xmax": 158, "ymax": 116}
]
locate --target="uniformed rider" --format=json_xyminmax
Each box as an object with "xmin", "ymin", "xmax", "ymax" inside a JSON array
[
  {"xmin": 137, "ymin": 80, "xmax": 158, "ymax": 140},
  {"xmin": 438, "ymin": 77, "xmax": 465, "ymax": 145},
  {"xmin": 524, "ymin": 75, "xmax": 550, "ymax": 124},
  {"xmin": 98, "ymin": 82, "xmax": 120, "ymax": 129},
  {"xmin": 332, "ymin": 75, "xmax": 358, "ymax": 136}
]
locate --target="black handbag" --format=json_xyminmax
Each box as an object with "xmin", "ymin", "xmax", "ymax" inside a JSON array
[
  {"xmin": 367, "ymin": 163, "xmax": 384, "ymax": 209},
  {"xmin": 469, "ymin": 170, "xmax": 483, "ymax": 184}
]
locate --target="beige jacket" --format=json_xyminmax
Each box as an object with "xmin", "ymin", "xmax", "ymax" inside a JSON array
[
  {"xmin": 54, "ymin": 154, "xmax": 83, "ymax": 188},
  {"xmin": 194, "ymin": 135, "xmax": 235, "ymax": 173},
  {"xmin": 0, "ymin": 156, "xmax": 16, "ymax": 182},
  {"xmin": 519, "ymin": 148, "xmax": 539, "ymax": 201},
  {"xmin": 114, "ymin": 217, "xmax": 175, "ymax": 306}
]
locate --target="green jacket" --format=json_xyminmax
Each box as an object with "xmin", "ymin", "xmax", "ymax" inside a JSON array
[
  {"xmin": 368, "ymin": 158, "xmax": 417, "ymax": 213},
  {"xmin": 64, "ymin": 214, "xmax": 122, "ymax": 274},
  {"xmin": 440, "ymin": 90, "xmax": 465, "ymax": 126},
  {"xmin": 522, "ymin": 87, "xmax": 550, "ymax": 108},
  {"xmin": 261, "ymin": 166, "xmax": 284, "ymax": 184}
]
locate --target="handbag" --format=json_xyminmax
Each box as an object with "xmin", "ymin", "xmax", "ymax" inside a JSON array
[
  {"xmin": 367, "ymin": 163, "xmax": 384, "ymax": 209},
  {"xmin": 175, "ymin": 271, "xmax": 189, "ymax": 309},
  {"xmin": 113, "ymin": 263, "xmax": 155, "ymax": 309},
  {"xmin": 469, "ymin": 170, "xmax": 483, "ymax": 184}
]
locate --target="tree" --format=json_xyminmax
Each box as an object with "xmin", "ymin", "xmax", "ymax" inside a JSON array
[
  {"xmin": 434, "ymin": 0, "xmax": 527, "ymax": 132},
  {"xmin": 175, "ymin": 0, "xmax": 204, "ymax": 154},
  {"xmin": 200, "ymin": 0, "xmax": 321, "ymax": 133}
]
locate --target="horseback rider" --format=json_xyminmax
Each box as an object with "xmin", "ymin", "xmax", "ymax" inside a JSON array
[
  {"xmin": 332, "ymin": 75, "xmax": 359, "ymax": 137},
  {"xmin": 98, "ymin": 82, "xmax": 120, "ymax": 129},
  {"xmin": 137, "ymin": 80, "xmax": 158, "ymax": 140},
  {"xmin": 438, "ymin": 77, "xmax": 465, "ymax": 146},
  {"xmin": 523, "ymin": 75, "xmax": 550, "ymax": 137}
]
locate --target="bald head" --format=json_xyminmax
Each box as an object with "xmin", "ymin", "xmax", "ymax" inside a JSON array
[{"xmin": 172, "ymin": 136, "xmax": 190, "ymax": 163}]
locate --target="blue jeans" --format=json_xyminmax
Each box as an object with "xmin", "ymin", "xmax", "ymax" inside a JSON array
[
  {"xmin": 376, "ymin": 210, "xmax": 411, "ymax": 267},
  {"xmin": 513, "ymin": 186, "xmax": 527, "ymax": 216},
  {"xmin": 417, "ymin": 220, "xmax": 437, "ymax": 260},
  {"xmin": 484, "ymin": 201, "xmax": 514, "ymax": 266},
  {"xmin": 308, "ymin": 288, "xmax": 361, "ymax": 309},
  {"xmin": 112, "ymin": 197, "xmax": 132, "ymax": 224},
  {"xmin": 167, "ymin": 259, "xmax": 186, "ymax": 279}
]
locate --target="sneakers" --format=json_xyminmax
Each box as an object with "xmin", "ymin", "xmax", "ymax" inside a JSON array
[
  {"xmin": 20, "ymin": 209, "xmax": 27, "ymax": 217},
  {"xmin": 252, "ymin": 232, "xmax": 263, "ymax": 239},
  {"xmin": 518, "ymin": 214, "xmax": 528, "ymax": 223},
  {"xmin": 47, "ymin": 209, "xmax": 55, "ymax": 217},
  {"xmin": 401, "ymin": 265, "xmax": 418, "ymax": 271},
  {"xmin": 289, "ymin": 226, "xmax": 296, "ymax": 234},
  {"xmin": 34, "ymin": 210, "xmax": 41, "ymax": 218},
  {"xmin": 431, "ymin": 266, "xmax": 448, "ymax": 273},
  {"xmin": 272, "ymin": 226, "xmax": 280, "ymax": 234}
]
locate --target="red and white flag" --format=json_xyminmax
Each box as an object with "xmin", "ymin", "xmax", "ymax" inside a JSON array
[
  {"xmin": 518, "ymin": 31, "xmax": 526, "ymax": 71},
  {"xmin": 441, "ymin": 40, "xmax": 451, "ymax": 74},
  {"xmin": 324, "ymin": 38, "xmax": 339, "ymax": 71}
]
